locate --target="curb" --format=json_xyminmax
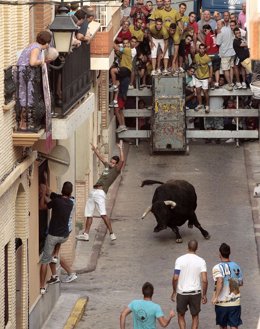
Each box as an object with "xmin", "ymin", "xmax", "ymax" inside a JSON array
[
  {"xmin": 63, "ymin": 297, "xmax": 88, "ymax": 329},
  {"xmin": 244, "ymin": 142, "xmax": 260, "ymax": 267},
  {"xmin": 74, "ymin": 143, "xmax": 130, "ymax": 274}
]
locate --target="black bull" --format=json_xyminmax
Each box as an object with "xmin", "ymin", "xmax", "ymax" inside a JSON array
[{"xmin": 141, "ymin": 179, "xmax": 210, "ymax": 243}]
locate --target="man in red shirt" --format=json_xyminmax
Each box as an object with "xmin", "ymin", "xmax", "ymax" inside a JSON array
[{"xmin": 116, "ymin": 21, "xmax": 132, "ymax": 43}]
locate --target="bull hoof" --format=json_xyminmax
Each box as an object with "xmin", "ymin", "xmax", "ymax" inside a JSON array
[
  {"xmin": 204, "ymin": 234, "xmax": 211, "ymax": 240},
  {"xmin": 176, "ymin": 238, "xmax": 183, "ymax": 243},
  {"xmin": 188, "ymin": 224, "xmax": 193, "ymax": 229}
]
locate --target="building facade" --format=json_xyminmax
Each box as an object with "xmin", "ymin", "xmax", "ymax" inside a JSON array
[{"xmin": 0, "ymin": 1, "xmax": 121, "ymax": 328}]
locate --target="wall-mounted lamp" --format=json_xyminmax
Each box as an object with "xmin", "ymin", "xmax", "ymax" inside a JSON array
[{"xmin": 49, "ymin": 4, "xmax": 79, "ymax": 69}]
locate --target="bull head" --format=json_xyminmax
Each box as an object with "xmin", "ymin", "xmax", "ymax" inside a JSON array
[{"xmin": 141, "ymin": 200, "xmax": 176, "ymax": 219}]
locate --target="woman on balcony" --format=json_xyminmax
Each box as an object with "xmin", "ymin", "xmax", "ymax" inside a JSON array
[{"xmin": 16, "ymin": 30, "xmax": 52, "ymax": 130}]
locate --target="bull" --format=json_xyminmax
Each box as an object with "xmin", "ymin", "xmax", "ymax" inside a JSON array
[{"xmin": 141, "ymin": 179, "xmax": 210, "ymax": 243}]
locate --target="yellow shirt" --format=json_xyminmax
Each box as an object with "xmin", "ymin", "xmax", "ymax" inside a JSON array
[
  {"xmin": 149, "ymin": 24, "xmax": 169, "ymax": 40},
  {"xmin": 149, "ymin": 7, "xmax": 165, "ymax": 20},
  {"xmin": 161, "ymin": 8, "xmax": 178, "ymax": 28},
  {"xmin": 129, "ymin": 25, "xmax": 144, "ymax": 42},
  {"xmin": 120, "ymin": 47, "xmax": 132, "ymax": 72},
  {"xmin": 195, "ymin": 53, "xmax": 212, "ymax": 79}
]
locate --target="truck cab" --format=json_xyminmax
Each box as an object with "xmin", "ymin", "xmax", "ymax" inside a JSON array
[{"xmin": 195, "ymin": 0, "xmax": 243, "ymax": 16}]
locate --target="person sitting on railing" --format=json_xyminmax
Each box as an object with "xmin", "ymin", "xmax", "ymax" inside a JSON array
[
  {"xmin": 116, "ymin": 21, "xmax": 132, "ymax": 44},
  {"xmin": 16, "ymin": 30, "xmax": 52, "ymax": 130},
  {"xmin": 68, "ymin": 1, "xmax": 79, "ymax": 16},
  {"xmin": 121, "ymin": 0, "xmax": 132, "ymax": 24},
  {"xmin": 130, "ymin": 0, "xmax": 150, "ymax": 26},
  {"xmin": 76, "ymin": 7, "xmax": 94, "ymax": 43},
  {"xmin": 129, "ymin": 18, "xmax": 144, "ymax": 46}
]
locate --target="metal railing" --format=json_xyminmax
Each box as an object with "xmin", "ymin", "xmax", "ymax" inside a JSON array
[
  {"xmin": 50, "ymin": 42, "xmax": 92, "ymax": 116},
  {"xmin": 13, "ymin": 65, "xmax": 46, "ymax": 132}
]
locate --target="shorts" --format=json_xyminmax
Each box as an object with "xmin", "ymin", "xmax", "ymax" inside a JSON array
[
  {"xmin": 176, "ymin": 293, "xmax": 201, "ymax": 316},
  {"xmin": 84, "ymin": 188, "xmax": 107, "ymax": 217},
  {"xmin": 151, "ymin": 37, "xmax": 169, "ymax": 59},
  {"xmin": 195, "ymin": 77, "xmax": 209, "ymax": 90},
  {"xmin": 116, "ymin": 67, "xmax": 131, "ymax": 79},
  {"xmin": 215, "ymin": 305, "xmax": 242, "ymax": 327},
  {"xmin": 119, "ymin": 75, "xmax": 131, "ymax": 98},
  {"xmin": 118, "ymin": 97, "xmax": 126, "ymax": 109},
  {"xmin": 241, "ymin": 58, "xmax": 252, "ymax": 74},
  {"xmin": 41, "ymin": 234, "xmax": 68, "ymax": 264},
  {"xmin": 210, "ymin": 54, "xmax": 221, "ymax": 72},
  {"xmin": 221, "ymin": 56, "xmax": 234, "ymax": 71}
]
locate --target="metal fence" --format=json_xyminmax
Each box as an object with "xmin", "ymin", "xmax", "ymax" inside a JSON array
[
  {"xmin": 50, "ymin": 42, "xmax": 92, "ymax": 116},
  {"xmin": 13, "ymin": 65, "xmax": 46, "ymax": 132}
]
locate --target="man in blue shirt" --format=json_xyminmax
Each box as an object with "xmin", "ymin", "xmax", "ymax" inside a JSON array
[{"xmin": 120, "ymin": 282, "xmax": 175, "ymax": 329}]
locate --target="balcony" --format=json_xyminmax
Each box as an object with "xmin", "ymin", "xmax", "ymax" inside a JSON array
[
  {"xmin": 9, "ymin": 42, "xmax": 93, "ymax": 146},
  {"xmin": 50, "ymin": 42, "xmax": 92, "ymax": 116},
  {"xmin": 90, "ymin": 2, "xmax": 122, "ymax": 70}
]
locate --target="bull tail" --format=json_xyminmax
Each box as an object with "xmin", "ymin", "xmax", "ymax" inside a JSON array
[{"xmin": 141, "ymin": 180, "xmax": 164, "ymax": 187}]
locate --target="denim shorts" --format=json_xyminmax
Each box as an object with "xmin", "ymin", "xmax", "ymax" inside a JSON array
[
  {"xmin": 40, "ymin": 234, "xmax": 68, "ymax": 264},
  {"xmin": 215, "ymin": 305, "xmax": 242, "ymax": 327}
]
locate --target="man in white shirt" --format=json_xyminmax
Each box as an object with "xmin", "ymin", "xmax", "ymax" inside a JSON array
[{"xmin": 171, "ymin": 240, "xmax": 208, "ymax": 329}]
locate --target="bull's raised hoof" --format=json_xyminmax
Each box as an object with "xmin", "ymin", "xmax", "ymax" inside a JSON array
[
  {"xmin": 176, "ymin": 238, "xmax": 183, "ymax": 243},
  {"xmin": 204, "ymin": 232, "xmax": 211, "ymax": 240},
  {"xmin": 153, "ymin": 224, "xmax": 167, "ymax": 232}
]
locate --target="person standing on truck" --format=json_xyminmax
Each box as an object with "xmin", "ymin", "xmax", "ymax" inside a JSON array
[
  {"xmin": 238, "ymin": 2, "xmax": 246, "ymax": 30},
  {"xmin": 216, "ymin": 19, "xmax": 235, "ymax": 91},
  {"xmin": 198, "ymin": 10, "xmax": 216, "ymax": 44}
]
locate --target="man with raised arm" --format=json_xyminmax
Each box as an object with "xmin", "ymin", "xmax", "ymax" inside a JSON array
[{"xmin": 76, "ymin": 141, "xmax": 124, "ymax": 242}]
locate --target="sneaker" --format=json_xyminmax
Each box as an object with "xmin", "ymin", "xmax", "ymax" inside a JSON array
[
  {"xmin": 210, "ymin": 85, "xmax": 215, "ymax": 90},
  {"xmin": 224, "ymin": 84, "xmax": 233, "ymax": 91},
  {"xmin": 140, "ymin": 84, "xmax": 147, "ymax": 89},
  {"xmin": 40, "ymin": 287, "xmax": 46, "ymax": 295},
  {"xmin": 63, "ymin": 273, "xmax": 78, "ymax": 283},
  {"xmin": 110, "ymin": 233, "xmax": 117, "ymax": 241},
  {"xmin": 172, "ymin": 71, "xmax": 179, "ymax": 77},
  {"xmin": 112, "ymin": 85, "xmax": 118, "ymax": 91},
  {"xmin": 214, "ymin": 82, "xmax": 219, "ymax": 88},
  {"xmin": 195, "ymin": 105, "xmax": 203, "ymax": 111},
  {"xmin": 225, "ymin": 138, "xmax": 235, "ymax": 143},
  {"xmin": 235, "ymin": 82, "xmax": 242, "ymax": 89},
  {"xmin": 51, "ymin": 256, "xmax": 58, "ymax": 264},
  {"xmin": 157, "ymin": 68, "xmax": 162, "ymax": 75},
  {"xmin": 242, "ymin": 82, "xmax": 247, "ymax": 89},
  {"xmin": 162, "ymin": 69, "xmax": 168, "ymax": 75},
  {"xmin": 76, "ymin": 232, "xmax": 89, "ymax": 241},
  {"xmin": 128, "ymin": 84, "xmax": 134, "ymax": 90},
  {"xmin": 205, "ymin": 106, "xmax": 210, "ymax": 113},
  {"xmin": 178, "ymin": 67, "xmax": 185, "ymax": 73},
  {"xmin": 47, "ymin": 276, "xmax": 60, "ymax": 285},
  {"xmin": 151, "ymin": 70, "xmax": 157, "ymax": 76},
  {"xmin": 116, "ymin": 125, "xmax": 127, "ymax": 133},
  {"xmin": 109, "ymin": 100, "xmax": 119, "ymax": 108}
]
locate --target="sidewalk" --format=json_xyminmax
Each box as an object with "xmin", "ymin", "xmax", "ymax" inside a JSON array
[{"xmin": 42, "ymin": 144, "xmax": 129, "ymax": 329}]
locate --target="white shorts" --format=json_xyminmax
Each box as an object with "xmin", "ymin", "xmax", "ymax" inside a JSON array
[
  {"xmin": 151, "ymin": 37, "xmax": 169, "ymax": 59},
  {"xmin": 84, "ymin": 189, "xmax": 107, "ymax": 217},
  {"xmin": 195, "ymin": 77, "xmax": 209, "ymax": 90}
]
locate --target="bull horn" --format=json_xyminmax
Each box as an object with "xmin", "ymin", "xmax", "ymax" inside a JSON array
[
  {"xmin": 164, "ymin": 200, "xmax": 176, "ymax": 208},
  {"xmin": 141, "ymin": 205, "xmax": 152, "ymax": 219}
]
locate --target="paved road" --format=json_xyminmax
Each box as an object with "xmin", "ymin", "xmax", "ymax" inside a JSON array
[{"xmin": 63, "ymin": 142, "xmax": 260, "ymax": 329}]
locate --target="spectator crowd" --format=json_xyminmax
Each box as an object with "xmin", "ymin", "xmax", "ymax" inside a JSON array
[{"xmin": 109, "ymin": 0, "xmax": 256, "ymax": 136}]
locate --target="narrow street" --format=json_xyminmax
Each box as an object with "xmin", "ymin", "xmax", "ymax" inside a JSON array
[{"xmin": 63, "ymin": 141, "xmax": 260, "ymax": 329}]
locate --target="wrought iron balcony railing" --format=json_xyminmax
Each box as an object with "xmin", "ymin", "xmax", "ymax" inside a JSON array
[
  {"xmin": 13, "ymin": 65, "xmax": 47, "ymax": 132},
  {"xmin": 50, "ymin": 42, "xmax": 92, "ymax": 116}
]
